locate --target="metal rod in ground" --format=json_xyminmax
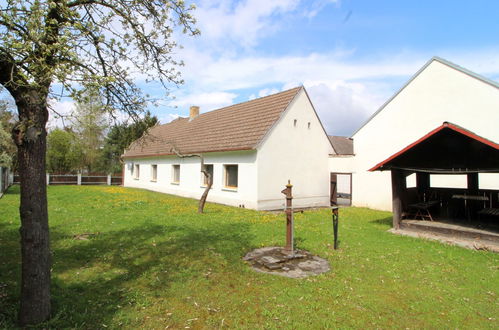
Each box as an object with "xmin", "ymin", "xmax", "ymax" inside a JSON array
[
  {"xmin": 332, "ymin": 206, "xmax": 339, "ymax": 249},
  {"xmin": 281, "ymin": 180, "xmax": 294, "ymax": 254}
]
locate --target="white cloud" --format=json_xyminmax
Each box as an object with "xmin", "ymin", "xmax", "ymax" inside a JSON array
[
  {"xmin": 166, "ymin": 91, "xmax": 238, "ymax": 116},
  {"xmin": 304, "ymin": 80, "xmax": 386, "ymax": 136},
  {"xmin": 179, "ymin": 50, "xmax": 423, "ymax": 92},
  {"xmin": 195, "ymin": 0, "xmax": 301, "ymax": 48},
  {"xmin": 258, "ymin": 88, "xmax": 280, "ymax": 98},
  {"xmin": 173, "ymin": 48, "xmax": 499, "ymax": 136},
  {"xmin": 155, "ymin": 113, "xmax": 180, "ymax": 124},
  {"xmin": 303, "ymin": 0, "xmax": 339, "ymax": 18},
  {"xmin": 47, "ymin": 99, "xmax": 75, "ymax": 130}
]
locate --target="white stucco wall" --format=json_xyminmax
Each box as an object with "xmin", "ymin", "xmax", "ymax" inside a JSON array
[
  {"xmin": 257, "ymin": 89, "xmax": 332, "ymax": 210},
  {"xmin": 123, "ymin": 150, "xmax": 258, "ymax": 208},
  {"xmin": 334, "ymin": 59, "xmax": 499, "ymax": 211}
]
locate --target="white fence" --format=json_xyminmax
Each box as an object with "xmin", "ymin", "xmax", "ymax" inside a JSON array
[
  {"xmin": 0, "ymin": 167, "xmax": 13, "ymax": 195},
  {"xmin": 13, "ymin": 173, "xmax": 123, "ymax": 186}
]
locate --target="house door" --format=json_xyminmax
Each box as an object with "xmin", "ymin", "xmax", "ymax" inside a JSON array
[
  {"xmin": 330, "ymin": 173, "xmax": 338, "ymax": 205},
  {"xmin": 331, "ymin": 172, "xmax": 353, "ymax": 206}
]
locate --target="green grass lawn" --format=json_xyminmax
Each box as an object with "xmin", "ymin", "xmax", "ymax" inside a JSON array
[{"xmin": 0, "ymin": 185, "xmax": 498, "ymax": 329}]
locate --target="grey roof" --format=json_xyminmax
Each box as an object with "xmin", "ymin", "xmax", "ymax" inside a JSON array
[
  {"xmin": 328, "ymin": 136, "xmax": 354, "ymax": 155},
  {"xmin": 351, "ymin": 56, "xmax": 499, "ymax": 138}
]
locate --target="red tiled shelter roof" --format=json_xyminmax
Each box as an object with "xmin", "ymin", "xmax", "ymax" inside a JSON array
[{"xmin": 369, "ymin": 122, "xmax": 499, "ymax": 173}]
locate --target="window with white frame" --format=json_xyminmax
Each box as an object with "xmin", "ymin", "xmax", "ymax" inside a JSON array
[
  {"xmin": 151, "ymin": 164, "xmax": 157, "ymax": 182},
  {"xmin": 224, "ymin": 164, "xmax": 238, "ymax": 189},
  {"xmin": 172, "ymin": 164, "xmax": 180, "ymax": 184},
  {"xmin": 134, "ymin": 164, "xmax": 140, "ymax": 179},
  {"xmin": 201, "ymin": 164, "xmax": 213, "ymax": 186}
]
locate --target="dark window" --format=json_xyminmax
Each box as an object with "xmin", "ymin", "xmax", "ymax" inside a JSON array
[
  {"xmin": 134, "ymin": 164, "xmax": 140, "ymax": 179},
  {"xmin": 224, "ymin": 165, "xmax": 238, "ymax": 188},
  {"xmin": 172, "ymin": 165, "xmax": 180, "ymax": 183},
  {"xmin": 151, "ymin": 164, "xmax": 157, "ymax": 181}
]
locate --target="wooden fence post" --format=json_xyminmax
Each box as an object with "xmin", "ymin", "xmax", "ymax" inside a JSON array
[
  {"xmin": 77, "ymin": 174, "xmax": 82, "ymax": 185},
  {"xmin": 46, "ymin": 173, "xmax": 50, "ymax": 185},
  {"xmin": 107, "ymin": 174, "xmax": 111, "ymax": 185}
]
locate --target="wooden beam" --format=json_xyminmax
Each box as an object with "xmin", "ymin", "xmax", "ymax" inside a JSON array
[
  {"xmin": 467, "ymin": 173, "xmax": 479, "ymax": 192},
  {"xmin": 416, "ymin": 172, "xmax": 430, "ymax": 200}
]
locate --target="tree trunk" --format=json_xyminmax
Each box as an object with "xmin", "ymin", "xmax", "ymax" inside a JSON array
[
  {"xmin": 198, "ymin": 173, "xmax": 212, "ymax": 213},
  {"xmin": 13, "ymin": 89, "xmax": 51, "ymax": 325}
]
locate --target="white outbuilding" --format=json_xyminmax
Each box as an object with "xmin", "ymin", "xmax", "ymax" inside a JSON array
[
  {"xmin": 329, "ymin": 56, "xmax": 499, "ymax": 212},
  {"xmin": 123, "ymin": 87, "xmax": 333, "ymax": 210}
]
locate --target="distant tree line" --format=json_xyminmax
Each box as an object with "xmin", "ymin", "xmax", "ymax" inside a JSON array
[
  {"xmin": 1, "ymin": 91, "xmax": 158, "ymax": 175},
  {"xmin": 46, "ymin": 93, "xmax": 158, "ymax": 174},
  {"xmin": 0, "ymin": 99, "xmax": 16, "ymax": 168}
]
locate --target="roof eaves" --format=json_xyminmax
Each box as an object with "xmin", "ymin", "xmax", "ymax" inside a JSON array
[
  {"xmin": 369, "ymin": 121, "xmax": 499, "ymax": 172},
  {"xmin": 122, "ymin": 147, "xmax": 255, "ymax": 159}
]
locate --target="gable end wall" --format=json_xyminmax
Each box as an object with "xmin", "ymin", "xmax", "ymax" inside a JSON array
[{"xmin": 256, "ymin": 90, "xmax": 332, "ymax": 210}]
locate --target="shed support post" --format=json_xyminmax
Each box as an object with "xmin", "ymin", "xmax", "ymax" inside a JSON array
[
  {"xmin": 391, "ymin": 169, "xmax": 406, "ymax": 229},
  {"xmin": 416, "ymin": 172, "xmax": 430, "ymax": 200},
  {"xmin": 467, "ymin": 173, "xmax": 479, "ymax": 193}
]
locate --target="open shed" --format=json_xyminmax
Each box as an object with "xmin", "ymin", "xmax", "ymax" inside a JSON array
[{"xmin": 370, "ymin": 122, "xmax": 499, "ymax": 242}]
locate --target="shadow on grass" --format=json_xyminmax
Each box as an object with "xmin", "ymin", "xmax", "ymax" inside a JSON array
[
  {"xmin": 370, "ymin": 216, "xmax": 393, "ymax": 228},
  {"xmin": 0, "ymin": 220, "xmax": 22, "ymax": 328},
  {"xmin": 3, "ymin": 184, "xmax": 19, "ymax": 195},
  {"xmin": 0, "ymin": 212, "xmax": 254, "ymax": 328}
]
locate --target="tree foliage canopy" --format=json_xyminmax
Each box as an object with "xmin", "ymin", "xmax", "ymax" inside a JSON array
[
  {"xmin": 0, "ymin": 0, "xmax": 198, "ymax": 115},
  {"xmin": 71, "ymin": 89, "xmax": 108, "ymax": 172},
  {"xmin": 46, "ymin": 128, "xmax": 81, "ymax": 173},
  {"xmin": 0, "ymin": 122, "xmax": 12, "ymax": 166},
  {"xmin": 0, "ymin": 100, "xmax": 15, "ymax": 167},
  {"xmin": 100, "ymin": 111, "xmax": 158, "ymax": 173}
]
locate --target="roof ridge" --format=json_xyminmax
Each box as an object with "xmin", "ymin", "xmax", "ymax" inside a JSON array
[
  {"xmin": 123, "ymin": 86, "xmax": 303, "ymax": 158},
  {"xmin": 432, "ymin": 56, "xmax": 499, "ymax": 89},
  {"xmin": 162, "ymin": 86, "xmax": 303, "ymax": 125}
]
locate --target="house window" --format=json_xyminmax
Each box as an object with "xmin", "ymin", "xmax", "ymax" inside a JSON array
[
  {"xmin": 172, "ymin": 165, "xmax": 180, "ymax": 184},
  {"xmin": 224, "ymin": 165, "xmax": 238, "ymax": 189},
  {"xmin": 134, "ymin": 164, "xmax": 140, "ymax": 179},
  {"xmin": 151, "ymin": 164, "xmax": 157, "ymax": 182},
  {"xmin": 201, "ymin": 164, "xmax": 213, "ymax": 186}
]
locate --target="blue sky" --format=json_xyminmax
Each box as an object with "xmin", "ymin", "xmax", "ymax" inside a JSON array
[{"xmin": 52, "ymin": 0, "xmax": 499, "ymax": 136}]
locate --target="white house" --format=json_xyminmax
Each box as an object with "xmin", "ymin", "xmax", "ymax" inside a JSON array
[
  {"xmin": 329, "ymin": 57, "xmax": 499, "ymax": 211},
  {"xmin": 123, "ymin": 87, "xmax": 333, "ymax": 210}
]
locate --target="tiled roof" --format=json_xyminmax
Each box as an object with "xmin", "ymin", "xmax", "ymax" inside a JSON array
[
  {"xmin": 328, "ymin": 136, "xmax": 354, "ymax": 155},
  {"xmin": 123, "ymin": 87, "xmax": 302, "ymax": 158}
]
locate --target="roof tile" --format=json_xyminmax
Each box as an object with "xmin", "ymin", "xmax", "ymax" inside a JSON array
[{"xmin": 123, "ymin": 87, "xmax": 302, "ymax": 158}]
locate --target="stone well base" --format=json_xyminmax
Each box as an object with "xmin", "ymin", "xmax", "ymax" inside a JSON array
[{"xmin": 243, "ymin": 246, "xmax": 330, "ymax": 279}]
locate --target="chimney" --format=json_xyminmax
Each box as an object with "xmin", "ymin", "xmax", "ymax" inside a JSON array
[{"xmin": 189, "ymin": 106, "xmax": 199, "ymax": 120}]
